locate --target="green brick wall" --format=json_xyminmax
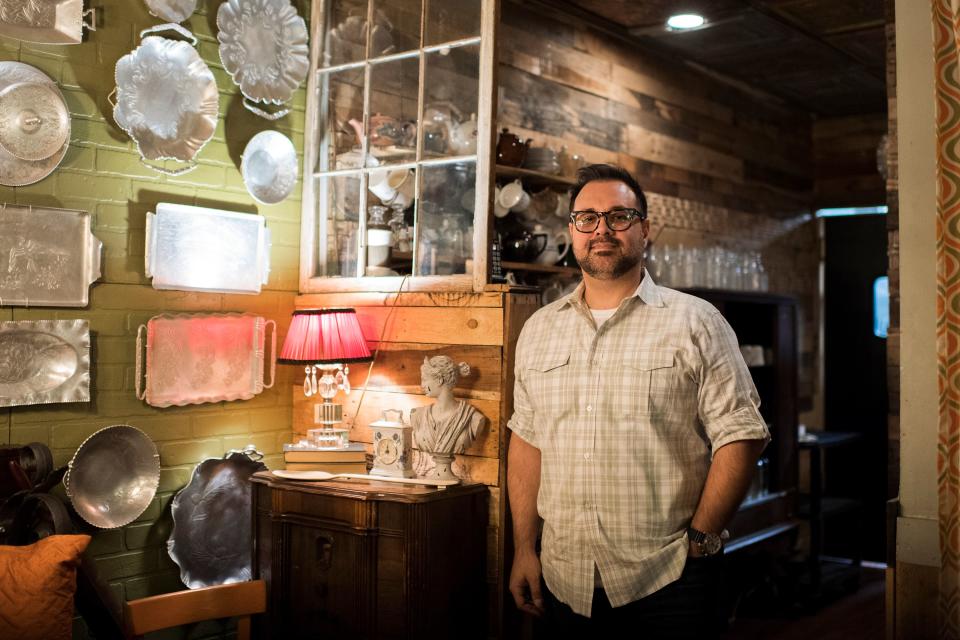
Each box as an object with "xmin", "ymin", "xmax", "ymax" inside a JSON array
[{"xmin": 0, "ymin": 0, "xmax": 310, "ymax": 630}]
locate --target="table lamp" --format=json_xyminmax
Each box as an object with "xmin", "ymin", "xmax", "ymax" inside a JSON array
[{"xmin": 278, "ymin": 308, "xmax": 372, "ymax": 448}]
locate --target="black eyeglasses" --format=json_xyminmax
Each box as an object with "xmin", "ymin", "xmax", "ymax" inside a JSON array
[{"xmin": 569, "ymin": 208, "xmax": 646, "ymax": 233}]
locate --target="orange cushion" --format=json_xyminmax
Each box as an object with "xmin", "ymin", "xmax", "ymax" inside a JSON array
[{"xmin": 0, "ymin": 534, "xmax": 91, "ymax": 640}]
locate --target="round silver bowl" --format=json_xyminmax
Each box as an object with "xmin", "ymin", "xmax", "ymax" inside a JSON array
[
  {"xmin": 241, "ymin": 130, "xmax": 298, "ymax": 204},
  {"xmin": 65, "ymin": 424, "xmax": 160, "ymax": 529}
]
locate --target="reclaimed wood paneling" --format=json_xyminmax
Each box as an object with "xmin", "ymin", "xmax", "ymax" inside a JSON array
[{"xmin": 813, "ymin": 112, "xmax": 886, "ymax": 207}]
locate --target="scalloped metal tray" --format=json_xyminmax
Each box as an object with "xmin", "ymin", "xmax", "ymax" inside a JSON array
[
  {"xmin": 0, "ymin": 204, "xmax": 102, "ymax": 307},
  {"xmin": 0, "ymin": 0, "xmax": 95, "ymax": 45},
  {"xmin": 0, "ymin": 319, "xmax": 90, "ymax": 407}
]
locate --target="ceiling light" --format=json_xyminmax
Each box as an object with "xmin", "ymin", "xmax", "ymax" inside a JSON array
[{"xmin": 666, "ymin": 14, "xmax": 705, "ymax": 30}]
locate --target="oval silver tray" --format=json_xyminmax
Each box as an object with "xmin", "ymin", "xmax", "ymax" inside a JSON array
[
  {"xmin": 65, "ymin": 425, "xmax": 160, "ymax": 529},
  {"xmin": 0, "ymin": 61, "xmax": 69, "ymax": 186},
  {"xmin": 0, "ymin": 0, "xmax": 95, "ymax": 45},
  {"xmin": 0, "ymin": 319, "xmax": 90, "ymax": 407},
  {"xmin": 113, "ymin": 26, "xmax": 219, "ymax": 174},
  {"xmin": 168, "ymin": 449, "xmax": 267, "ymax": 588},
  {"xmin": 217, "ymin": 0, "xmax": 309, "ymax": 120}
]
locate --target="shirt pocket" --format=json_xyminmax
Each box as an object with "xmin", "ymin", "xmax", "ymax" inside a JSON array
[
  {"xmin": 523, "ymin": 351, "xmax": 573, "ymax": 419},
  {"xmin": 619, "ymin": 350, "xmax": 677, "ymax": 416}
]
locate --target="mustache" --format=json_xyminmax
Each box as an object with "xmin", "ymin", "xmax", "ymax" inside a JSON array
[{"xmin": 588, "ymin": 238, "xmax": 620, "ymax": 250}]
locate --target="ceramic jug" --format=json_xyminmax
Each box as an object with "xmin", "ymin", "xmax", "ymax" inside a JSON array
[
  {"xmin": 502, "ymin": 228, "xmax": 547, "ymax": 262},
  {"xmin": 536, "ymin": 227, "xmax": 572, "ymax": 266},
  {"xmin": 497, "ymin": 128, "xmax": 532, "ymax": 167}
]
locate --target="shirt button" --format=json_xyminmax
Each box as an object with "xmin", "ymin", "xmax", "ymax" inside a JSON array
[
  {"xmin": 584, "ymin": 453, "xmax": 592, "ymax": 460},
  {"xmin": 586, "ymin": 405, "xmax": 593, "ymax": 412}
]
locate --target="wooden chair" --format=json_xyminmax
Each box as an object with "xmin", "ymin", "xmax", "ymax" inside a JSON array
[{"xmin": 123, "ymin": 580, "xmax": 267, "ymax": 640}]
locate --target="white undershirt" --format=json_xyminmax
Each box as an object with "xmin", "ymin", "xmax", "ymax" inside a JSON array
[{"xmin": 589, "ymin": 307, "xmax": 617, "ymax": 327}]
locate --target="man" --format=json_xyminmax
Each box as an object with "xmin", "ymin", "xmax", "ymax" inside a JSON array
[{"xmin": 506, "ymin": 164, "xmax": 770, "ymax": 637}]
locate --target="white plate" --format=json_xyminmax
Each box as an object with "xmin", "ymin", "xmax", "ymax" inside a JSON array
[{"xmin": 241, "ymin": 131, "xmax": 298, "ymax": 204}]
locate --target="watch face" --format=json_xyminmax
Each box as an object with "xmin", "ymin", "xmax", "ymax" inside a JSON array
[
  {"xmin": 702, "ymin": 533, "xmax": 723, "ymax": 556},
  {"xmin": 376, "ymin": 438, "xmax": 399, "ymax": 465}
]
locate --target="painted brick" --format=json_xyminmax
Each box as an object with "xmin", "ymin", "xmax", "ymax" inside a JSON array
[
  {"xmin": 95, "ymin": 550, "xmax": 160, "ymax": 581},
  {"xmin": 267, "ymin": 220, "xmax": 302, "ymax": 248},
  {"xmin": 193, "ymin": 412, "xmax": 251, "ymax": 437},
  {"xmin": 262, "ymin": 453, "xmax": 284, "ymax": 470},
  {"xmin": 222, "ymin": 432, "xmax": 283, "ymax": 456},
  {"xmin": 159, "ymin": 467, "xmax": 193, "ymax": 493},
  {"xmin": 60, "ymin": 172, "xmax": 130, "ymax": 202},
  {"xmin": 71, "ymin": 119, "xmax": 132, "ymax": 150},
  {"xmin": 131, "ymin": 416, "xmax": 195, "ymax": 443},
  {"xmin": 87, "ymin": 529, "xmax": 125, "ymax": 556},
  {"xmin": 61, "ymin": 88, "xmax": 103, "ymax": 120},
  {"xmin": 160, "ymin": 439, "xmax": 225, "ymax": 466},
  {"xmin": 96, "ymin": 148, "xmax": 161, "ymax": 179},
  {"xmin": 17, "ymin": 52, "xmax": 62, "ymax": 80},
  {"xmin": 125, "ymin": 520, "xmax": 172, "ymax": 550},
  {"xmin": 249, "ymin": 408, "xmax": 292, "ymax": 432},
  {"xmin": 133, "ymin": 497, "xmax": 161, "ymax": 523},
  {"xmin": 9, "ymin": 425, "xmax": 50, "ymax": 444},
  {"xmin": 123, "ymin": 572, "xmax": 185, "ymax": 600},
  {"xmin": 50, "ymin": 422, "xmax": 107, "ymax": 449},
  {"xmin": 95, "ymin": 365, "xmax": 127, "ymax": 391},
  {"xmin": 60, "ymin": 144, "xmax": 97, "ymax": 173}
]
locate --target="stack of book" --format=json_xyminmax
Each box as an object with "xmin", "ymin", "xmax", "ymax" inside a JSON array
[{"xmin": 282, "ymin": 442, "xmax": 368, "ymax": 474}]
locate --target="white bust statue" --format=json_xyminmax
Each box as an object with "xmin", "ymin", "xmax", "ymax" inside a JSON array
[{"xmin": 410, "ymin": 356, "xmax": 485, "ymax": 480}]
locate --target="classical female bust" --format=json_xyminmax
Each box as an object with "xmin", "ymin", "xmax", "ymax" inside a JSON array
[{"xmin": 410, "ymin": 356, "xmax": 485, "ymax": 480}]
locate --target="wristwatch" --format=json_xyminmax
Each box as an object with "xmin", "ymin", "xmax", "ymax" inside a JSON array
[{"xmin": 687, "ymin": 527, "xmax": 727, "ymax": 556}]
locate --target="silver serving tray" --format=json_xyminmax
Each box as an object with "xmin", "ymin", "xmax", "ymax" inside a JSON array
[
  {"xmin": 0, "ymin": 0, "xmax": 95, "ymax": 45},
  {"xmin": 167, "ymin": 448, "xmax": 267, "ymax": 588},
  {"xmin": 144, "ymin": 0, "xmax": 197, "ymax": 24},
  {"xmin": 240, "ymin": 131, "xmax": 298, "ymax": 204},
  {"xmin": 113, "ymin": 25, "xmax": 218, "ymax": 173},
  {"xmin": 0, "ymin": 319, "xmax": 90, "ymax": 407},
  {"xmin": 0, "ymin": 62, "xmax": 68, "ymax": 186},
  {"xmin": 0, "ymin": 204, "xmax": 102, "ymax": 307},
  {"xmin": 217, "ymin": 0, "xmax": 308, "ymax": 120},
  {"xmin": 145, "ymin": 203, "xmax": 271, "ymax": 294},
  {"xmin": 136, "ymin": 313, "xmax": 276, "ymax": 407},
  {"xmin": 65, "ymin": 425, "xmax": 160, "ymax": 529}
]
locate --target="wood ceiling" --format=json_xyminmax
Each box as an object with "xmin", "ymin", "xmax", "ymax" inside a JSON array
[{"xmin": 560, "ymin": 0, "xmax": 887, "ymax": 117}]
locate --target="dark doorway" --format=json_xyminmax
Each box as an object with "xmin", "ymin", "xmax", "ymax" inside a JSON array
[{"xmin": 823, "ymin": 214, "xmax": 888, "ymax": 563}]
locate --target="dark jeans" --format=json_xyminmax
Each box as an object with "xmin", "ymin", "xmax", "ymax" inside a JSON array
[{"xmin": 538, "ymin": 556, "xmax": 726, "ymax": 639}]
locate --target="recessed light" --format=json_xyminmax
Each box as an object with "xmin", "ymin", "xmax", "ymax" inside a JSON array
[{"xmin": 666, "ymin": 14, "xmax": 705, "ymax": 30}]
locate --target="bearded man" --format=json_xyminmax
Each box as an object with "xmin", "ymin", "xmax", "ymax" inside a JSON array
[{"xmin": 506, "ymin": 164, "xmax": 770, "ymax": 638}]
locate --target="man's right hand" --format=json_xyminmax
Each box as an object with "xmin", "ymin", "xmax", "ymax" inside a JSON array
[{"xmin": 509, "ymin": 550, "xmax": 545, "ymax": 617}]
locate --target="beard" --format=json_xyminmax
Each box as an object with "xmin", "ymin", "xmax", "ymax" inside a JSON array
[{"xmin": 574, "ymin": 236, "xmax": 644, "ymax": 279}]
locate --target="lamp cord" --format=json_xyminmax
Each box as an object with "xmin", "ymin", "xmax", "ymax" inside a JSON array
[{"xmin": 350, "ymin": 275, "xmax": 411, "ymax": 430}]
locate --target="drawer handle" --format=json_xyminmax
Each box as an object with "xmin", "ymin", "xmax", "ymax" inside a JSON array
[{"xmin": 316, "ymin": 534, "xmax": 334, "ymax": 571}]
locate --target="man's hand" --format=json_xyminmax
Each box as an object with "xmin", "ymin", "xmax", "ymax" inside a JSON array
[{"xmin": 509, "ymin": 550, "xmax": 545, "ymax": 617}]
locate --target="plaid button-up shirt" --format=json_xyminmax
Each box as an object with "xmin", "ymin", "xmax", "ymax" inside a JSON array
[{"xmin": 507, "ymin": 271, "xmax": 770, "ymax": 616}]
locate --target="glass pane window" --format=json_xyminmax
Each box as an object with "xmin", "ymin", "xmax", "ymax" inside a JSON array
[
  {"xmin": 311, "ymin": 0, "xmax": 487, "ymax": 281},
  {"xmin": 873, "ymin": 276, "xmax": 889, "ymax": 339}
]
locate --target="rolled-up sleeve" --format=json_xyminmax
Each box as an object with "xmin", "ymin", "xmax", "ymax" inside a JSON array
[
  {"xmin": 506, "ymin": 324, "xmax": 539, "ymax": 448},
  {"xmin": 694, "ymin": 310, "xmax": 771, "ymax": 455}
]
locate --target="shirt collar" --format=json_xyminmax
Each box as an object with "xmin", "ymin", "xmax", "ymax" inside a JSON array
[{"xmin": 557, "ymin": 268, "xmax": 664, "ymax": 312}]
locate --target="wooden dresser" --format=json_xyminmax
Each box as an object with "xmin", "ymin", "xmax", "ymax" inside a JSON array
[{"xmin": 251, "ymin": 472, "xmax": 489, "ymax": 639}]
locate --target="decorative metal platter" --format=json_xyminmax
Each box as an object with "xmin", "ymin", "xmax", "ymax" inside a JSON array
[
  {"xmin": 168, "ymin": 448, "xmax": 267, "ymax": 588},
  {"xmin": 240, "ymin": 131, "xmax": 298, "ymax": 204},
  {"xmin": 113, "ymin": 26, "xmax": 218, "ymax": 173},
  {"xmin": 0, "ymin": 204, "xmax": 102, "ymax": 307},
  {"xmin": 0, "ymin": 61, "xmax": 69, "ymax": 186},
  {"xmin": 0, "ymin": 82, "xmax": 70, "ymax": 160},
  {"xmin": 0, "ymin": 0, "xmax": 96, "ymax": 45},
  {"xmin": 65, "ymin": 425, "xmax": 160, "ymax": 529},
  {"xmin": 0, "ymin": 319, "xmax": 90, "ymax": 407},
  {"xmin": 144, "ymin": 0, "xmax": 197, "ymax": 23},
  {"xmin": 136, "ymin": 313, "xmax": 276, "ymax": 407},
  {"xmin": 146, "ymin": 202, "xmax": 271, "ymax": 295},
  {"xmin": 216, "ymin": 0, "xmax": 309, "ymax": 119}
]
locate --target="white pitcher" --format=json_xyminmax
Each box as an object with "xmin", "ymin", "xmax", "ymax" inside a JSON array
[{"xmin": 536, "ymin": 227, "xmax": 572, "ymax": 265}]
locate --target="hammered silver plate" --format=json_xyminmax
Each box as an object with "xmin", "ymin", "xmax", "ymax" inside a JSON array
[
  {"xmin": 0, "ymin": 61, "xmax": 68, "ymax": 186},
  {"xmin": 240, "ymin": 130, "xmax": 297, "ymax": 204},
  {"xmin": 65, "ymin": 425, "xmax": 160, "ymax": 529},
  {"xmin": 0, "ymin": 204, "xmax": 102, "ymax": 307},
  {"xmin": 0, "ymin": 0, "xmax": 95, "ymax": 45},
  {"xmin": 113, "ymin": 31, "xmax": 218, "ymax": 166},
  {"xmin": 0, "ymin": 82, "xmax": 70, "ymax": 161},
  {"xmin": 168, "ymin": 449, "xmax": 267, "ymax": 588},
  {"xmin": 0, "ymin": 319, "xmax": 90, "ymax": 407},
  {"xmin": 217, "ymin": 0, "xmax": 308, "ymax": 115},
  {"xmin": 144, "ymin": 0, "xmax": 197, "ymax": 23},
  {"xmin": 146, "ymin": 202, "xmax": 271, "ymax": 294}
]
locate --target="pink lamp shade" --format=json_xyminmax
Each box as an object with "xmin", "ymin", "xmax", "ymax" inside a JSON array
[{"xmin": 278, "ymin": 309, "xmax": 372, "ymax": 365}]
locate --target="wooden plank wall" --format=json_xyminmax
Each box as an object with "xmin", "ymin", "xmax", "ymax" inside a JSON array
[
  {"xmin": 291, "ymin": 290, "xmax": 540, "ymax": 637},
  {"xmin": 813, "ymin": 113, "xmax": 888, "ymax": 208},
  {"xmin": 497, "ymin": 2, "xmax": 822, "ymax": 420}
]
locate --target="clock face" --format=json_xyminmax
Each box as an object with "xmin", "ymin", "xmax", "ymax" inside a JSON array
[{"xmin": 376, "ymin": 437, "xmax": 399, "ymax": 465}]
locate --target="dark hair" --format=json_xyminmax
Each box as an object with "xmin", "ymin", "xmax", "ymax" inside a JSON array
[{"xmin": 569, "ymin": 164, "xmax": 648, "ymax": 219}]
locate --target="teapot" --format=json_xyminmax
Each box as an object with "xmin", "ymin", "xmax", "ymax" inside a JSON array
[
  {"xmin": 502, "ymin": 228, "xmax": 547, "ymax": 262},
  {"xmin": 348, "ymin": 114, "xmax": 416, "ymax": 148},
  {"xmin": 449, "ymin": 113, "xmax": 478, "ymax": 155},
  {"xmin": 497, "ymin": 128, "xmax": 532, "ymax": 167}
]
